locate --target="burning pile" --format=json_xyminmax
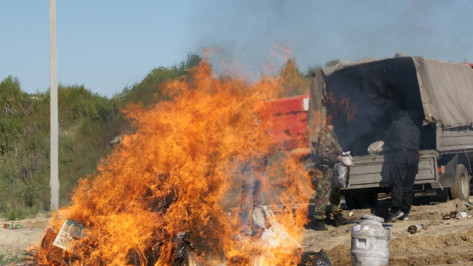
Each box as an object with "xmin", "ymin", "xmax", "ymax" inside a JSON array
[{"xmin": 37, "ymin": 61, "xmax": 313, "ymax": 265}]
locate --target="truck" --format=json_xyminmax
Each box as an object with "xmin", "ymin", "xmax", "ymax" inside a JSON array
[{"xmin": 305, "ymin": 55, "xmax": 473, "ymax": 208}]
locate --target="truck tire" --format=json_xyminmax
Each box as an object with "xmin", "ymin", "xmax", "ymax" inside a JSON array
[
  {"xmin": 450, "ymin": 164, "xmax": 470, "ymax": 200},
  {"xmin": 435, "ymin": 188, "xmax": 449, "ymax": 202}
]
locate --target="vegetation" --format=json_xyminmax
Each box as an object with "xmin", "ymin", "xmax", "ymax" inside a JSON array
[
  {"xmin": 325, "ymin": 59, "xmax": 340, "ymax": 67},
  {"xmin": 278, "ymin": 58, "xmax": 311, "ymax": 97},
  {"xmin": 0, "ymin": 54, "xmax": 201, "ymax": 219},
  {"xmin": 0, "ymin": 253, "xmax": 22, "ymax": 264},
  {"xmin": 120, "ymin": 53, "xmax": 201, "ymax": 107},
  {"xmin": 0, "ymin": 54, "xmax": 332, "ymax": 219},
  {"xmin": 0, "ymin": 78, "xmax": 125, "ymax": 219}
]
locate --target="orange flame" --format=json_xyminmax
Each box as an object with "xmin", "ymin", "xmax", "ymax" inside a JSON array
[
  {"xmin": 326, "ymin": 91, "xmax": 358, "ymax": 124},
  {"xmin": 38, "ymin": 60, "xmax": 313, "ymax": 265}
]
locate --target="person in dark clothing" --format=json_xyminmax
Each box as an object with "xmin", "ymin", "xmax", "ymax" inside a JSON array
[{"xmin": 385, "ymin": 111, "xmax": 421, "ymax": 222}]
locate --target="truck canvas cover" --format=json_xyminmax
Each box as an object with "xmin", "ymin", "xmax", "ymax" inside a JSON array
[
  {"xmin": 308, "ymin": 56, "xmax": 473, "ymax": 190},
  {"xmin": 413, "ymin": 57, "xmax": 473, "ymax": 129},
  {"xmin": 321, "ymin": 56, "xmax": 473, "ymax": 129},
  {"xmin": 310, "ymin": 56, "xmax": 473, "ymax": 155}
]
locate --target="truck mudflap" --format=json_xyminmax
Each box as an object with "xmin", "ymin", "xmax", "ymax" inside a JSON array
[{"xmin": 343, "ymin": 150, "xmax": 438, "ymax": 189}]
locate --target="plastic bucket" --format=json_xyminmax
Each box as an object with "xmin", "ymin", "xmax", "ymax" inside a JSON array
[{"xmin": 350, "ymin": 214, "xmax": 390, "ymax": 266}]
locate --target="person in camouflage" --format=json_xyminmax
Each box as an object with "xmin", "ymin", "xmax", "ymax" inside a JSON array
[{"xmin": 307, "ymin": 124, "xmax": 350, "ymax": 230}]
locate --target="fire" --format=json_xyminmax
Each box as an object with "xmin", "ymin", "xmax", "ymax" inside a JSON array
[
  {"xmin": 326, "ymin": 91, "xmax": 358, "ymax": 123},
  {"xmin": 37, "ymin": 60, "xmax": 313, "ymax": 265}
]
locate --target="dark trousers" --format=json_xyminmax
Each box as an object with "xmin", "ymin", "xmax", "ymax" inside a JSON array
[{"xmin": 390, "ymin": 150, "xmax": 419, "ymax": 214}]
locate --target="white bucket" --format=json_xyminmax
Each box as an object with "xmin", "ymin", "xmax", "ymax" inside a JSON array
[{"xmin": 350, "ymin": 214, "xmax": 390, "ymax": 266}]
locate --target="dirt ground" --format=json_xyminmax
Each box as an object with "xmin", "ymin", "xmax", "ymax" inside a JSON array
[
  {"xmin": 0, "ymin": 212, "xmax": 50, "ymax": 264},
  {"xmin": 2, "ymin": 194, "xmax": 473, "ymax": 265},
  {"xmin": 304, "ymin": 194, "xmax": 473, "ymax": 266}
]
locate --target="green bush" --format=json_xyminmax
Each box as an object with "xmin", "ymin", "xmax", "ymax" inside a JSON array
[
  {"xmin": 0, "ymin": 253, "xmax": 22, "ymax": 264},
  {"xmin": 0, "ymin": 53, "xmax": 204, "ymax": 217}
]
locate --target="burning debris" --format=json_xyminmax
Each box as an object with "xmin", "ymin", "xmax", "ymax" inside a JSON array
[
  {"xmin": 298, "ymin": 250, "xmax": 331, "ymax": 266},
  {"xmin": 52, "ymin": 219, "xmax": 85, "ymax": 251},
  {"xmin": 36, "ymin": 61, "xmax": 313, "ymax": 265}
]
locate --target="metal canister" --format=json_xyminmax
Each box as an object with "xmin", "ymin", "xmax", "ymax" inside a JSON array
[{"xmin": 350, "ymin": 214, "xmax": 390, "ymax": 266}]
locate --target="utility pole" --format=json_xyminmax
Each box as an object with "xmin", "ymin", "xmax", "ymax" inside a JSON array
[{"xmin": 49, "ymin": 0, "xmax": 59, "ymax": 210}]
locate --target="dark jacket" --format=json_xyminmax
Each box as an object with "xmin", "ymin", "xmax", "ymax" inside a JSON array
[{"xmin": 385, "ymin": 115, "xmax": 420, "ymax": 152}]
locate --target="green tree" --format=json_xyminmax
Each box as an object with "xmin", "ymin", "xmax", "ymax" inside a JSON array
[
  {"xmin": 120, "ymin": 53, "xmax": 202, "ymax": 107},
  {"xmin": 305, "ymin": 64, "xmax": 322, "ymax": 78},
  {"xmin": 278, "ymin": 58, "xmax": 310, "ymax": 97},
  {"xmin": 325, "ymin": 59, "xmax": 340, "ymax": 68}
]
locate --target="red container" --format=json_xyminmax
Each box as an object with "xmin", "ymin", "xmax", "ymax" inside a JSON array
[{"xmin": 262, "ymin": 95, "xmax": 309, "ymax": 151}]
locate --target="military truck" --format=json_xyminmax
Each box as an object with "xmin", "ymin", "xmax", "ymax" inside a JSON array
[{"xmin": 307, "ymin": 55, "xmax": 473, "ymax": 208}]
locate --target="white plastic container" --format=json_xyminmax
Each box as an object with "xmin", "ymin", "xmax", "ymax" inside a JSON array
[{"xmin": 350, "ymin": 214, "xmax": 390, "ymax": 266}]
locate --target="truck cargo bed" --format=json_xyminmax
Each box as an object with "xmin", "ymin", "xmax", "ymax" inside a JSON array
[{"xmin": 344, "ymin": 150, "xmax": 438, "ymax": 189}]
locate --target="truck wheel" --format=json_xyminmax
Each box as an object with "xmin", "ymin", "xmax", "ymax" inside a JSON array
[
  {"xmin": 435, "ymin": 188, "xmax": 449, "ymax": 202},
  {"xmin": 450, "ymin": 164, "xmax": 471, "ymax": 200}
]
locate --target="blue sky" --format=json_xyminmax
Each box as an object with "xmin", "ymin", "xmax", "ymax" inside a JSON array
[{"xmin": 1, "ymin": 1, "xmax": 472, "ymax": 98}]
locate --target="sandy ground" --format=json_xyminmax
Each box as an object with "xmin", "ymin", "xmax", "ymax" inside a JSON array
[
  {"xmin": 304, "ymin": 194, "xmax": 473, "ymax": 266},
  {"xmin": 2, "ymin": 195, "xmax": 473, "ymax": 265},
  {"xmin": 0, "ymin": 212, "xmax": 50, "ymax": 264}
]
